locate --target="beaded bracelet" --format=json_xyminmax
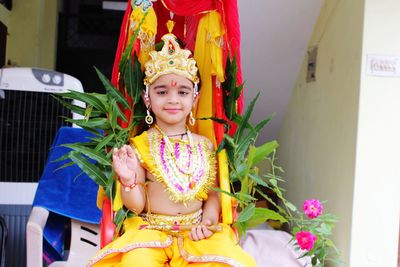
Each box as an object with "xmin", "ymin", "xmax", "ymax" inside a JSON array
[{"xmin": 119, "ymin": 173, "xmax": 137, "ymax": 192}]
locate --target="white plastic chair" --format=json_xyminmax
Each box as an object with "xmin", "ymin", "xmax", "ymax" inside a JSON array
[
  {"xmin": 0, "ymin": 67, "xmax": 99, "ymax": 267},
  {"xmin": 27, "ymin": 207, "xmax": 100, "ymax": 267}
]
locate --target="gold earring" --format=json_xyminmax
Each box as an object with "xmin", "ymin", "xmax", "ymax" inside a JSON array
[
  {"xmin": 145, "ymin": 106, "xmax": 153, "ymax": 125},
  {"xmin": 189, "ymin": 111, "xmax": 195, "ymax": 126}
]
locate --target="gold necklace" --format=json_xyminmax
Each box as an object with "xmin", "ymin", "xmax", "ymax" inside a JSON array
[{"xmin": 154, "ymin": 124, "xmax": 195, "ymax": 175}]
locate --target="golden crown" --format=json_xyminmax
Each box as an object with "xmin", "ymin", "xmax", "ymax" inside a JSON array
[{"xmin": 143, "ymin": 33, "xmax": 199, "ymax": 85}]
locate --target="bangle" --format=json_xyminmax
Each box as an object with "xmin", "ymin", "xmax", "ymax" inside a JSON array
[{"xmin": 119, "ymin": 173, "xmax": 137, "ymax": 192}]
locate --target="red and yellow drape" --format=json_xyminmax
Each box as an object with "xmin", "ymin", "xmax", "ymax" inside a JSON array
[{"xmin": 99, "ymin": 0, "xmax": 245, "ymax": 247}]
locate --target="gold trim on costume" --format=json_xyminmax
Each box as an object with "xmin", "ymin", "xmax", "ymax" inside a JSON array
[
  {"xmin": 86, "ymin": 236, "xmax": 174, "ymax": 267},
  {"xmin": 177, "ymin": 236, "xmax": 244, "ymax": 267},
  {"xmin": 141, "ymin": 209, "xmax": 202, "ymax": 226}
]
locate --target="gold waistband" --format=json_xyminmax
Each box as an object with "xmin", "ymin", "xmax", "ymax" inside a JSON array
[{"xmin": 140, "ymin": 209, "xmax": 203, "ymax": 226}]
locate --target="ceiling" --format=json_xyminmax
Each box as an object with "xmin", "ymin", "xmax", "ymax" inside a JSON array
[{"xmin": 238, "ymin": 0, "xmax": 323, "ymax": 141}]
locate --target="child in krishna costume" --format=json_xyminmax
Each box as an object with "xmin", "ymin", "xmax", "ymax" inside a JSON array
[{"xmin": 88, "ymin": 1, "xmax": 256, "ymax": 266}]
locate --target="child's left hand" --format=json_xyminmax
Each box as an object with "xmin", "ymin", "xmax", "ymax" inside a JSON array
[{"xmin": 189, "ymin": 219, "xmax": 214, "ymax": 241}]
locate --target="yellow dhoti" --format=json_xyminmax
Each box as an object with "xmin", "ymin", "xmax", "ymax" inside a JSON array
[{"xmin": 88, "ymin": 213, "xmax": 256, "ymax": 267}]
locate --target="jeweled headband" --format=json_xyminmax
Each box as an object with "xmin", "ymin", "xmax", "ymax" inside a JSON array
[{"xmin": 143, "ymin": 33, "xmax": 200, "ymax": 86}]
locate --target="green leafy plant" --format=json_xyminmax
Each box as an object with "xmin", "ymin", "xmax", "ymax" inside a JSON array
[{"xmin": 53, "ymin": 23, "xmax": 147, "ymax": 232}]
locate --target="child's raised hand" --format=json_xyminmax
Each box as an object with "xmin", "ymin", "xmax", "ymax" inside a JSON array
[
  {"xmin": 112, "ymin": 145, "xmax": 139, "ymax": 184},
  {"xmin": 189, "ymin": 219, "xmax": 214, "ymax": 241}
]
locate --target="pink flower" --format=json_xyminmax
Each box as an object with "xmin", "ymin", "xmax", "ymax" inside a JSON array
[
  {"xmin": 303, "ymin": 199, "xmax": 323, "ymax": 219},
  {"xmin": 296, "ymin": 231, "xmax": 317, "ymax": 251}
]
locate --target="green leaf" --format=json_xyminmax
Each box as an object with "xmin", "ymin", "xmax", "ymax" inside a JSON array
[
  {"xmin": 236, "ymin": 203, "xmax": 255, "ymax": 223},
  {"xmin": 215, "ymin": 139, "xmax": 225, "ymax": 154},
  {"xmin": 113, "ymin": 98, "xmax": 128, "ymax": 122},
  {"xmin": 114, "ymin": 208, "xmax": 128, "ymax": 226},
  {"xmin": 95, "ymin": 67, "xmax": 130, "ymax": 109},
  {"xmin": 248, "ymin": 172, "xmax": 269, "ymax": 187},
  {"xmin": 316, "ymin": 223, "xmax": 332, "ymax": 235},
  {"xmin": 254, "ymin": 114, "xmax": 273, "ymax": 132},
  {"xmin": 51, "ymin": 152, "xmax": 71, "ymax": 163},
  {"xmin": 109, "ymin": 99, "xmax": 118, "ymax": 129},
  {"xmin": 236, "ymin": 163, "xmax": 247, "ymax": 177},
  {"xmin": 222, "ymin": 55, "xmax": 244, "ymax": 120},
  {"xmin": 104, "ymin": 168, "xmax": 114, "ymax": 199},
  {"xmin": 95, "ymin": 133, "xmax": 115, "ymax": 150},
  {"xmin": 234, "ymin": 192, "xmax": 257, "ymax": 203},
  {"xmin": 252, "ymin": 141, "xmax": 279, "ymax": 165},
  {"xmin": 246, "ymin": 207, "xmax": 287, "ymax": 228},
  {"xmin": 255, "ymin": 188, "xmax": 287, "ymax": 214},
  {"xmin": 212, "ymin": 187, "xmax": 240, "ymax": 201},
  {"xmin": 113, "ymin": 208, "xmax": 128, "ymax": 239},
  {"xmin": 284, "ymin": 201, "xmax": 298, "ymax": 212},
  {"xmin": 53, "ymin": 95, "xmax": 98, "ymax": 117},
  {"xmin": 62, "ymin": 144, "xmax": 111, "ymax": 166},
  {"xmin": 59, "ymin": 91, "xmax": 107, "ymax": 113},
  {"xmin": 54, "ymin": 161, "xmax": 75, "ymax": 172},
  {"xmin": 197, "ymin": 116, "xmax": 228, "ymax": 125},
  {"xmin": 233, "ymin": 221, "xmax": 247, "ymax": 239},
  {"xmin": 224, "ymin": 134, "xmax": 236, "ymax": 149},
  {"xmin": 233, "ymin": 92, "xmax": 260, "ymax": 144},
  {"xmin": 235, "ymin": 129, "xmax": 257, "ymax": 160},
  {"xmin": 247, "ymin": 145, "xmax": 256, "ymax": 171},
  {"xmin": 125, "ymin": 53, "xmax": 144, "ymax": 104},
  {"xmin": 66, "ymin": 118, "xmax": 110, "ymax": 130},
  {"xmin": 69, "ymin": 152, "xmax": 108, "ymax": 187},
  {"xmin": 118, "ymin": 12, "xmax": 148, "ymax": 74}
]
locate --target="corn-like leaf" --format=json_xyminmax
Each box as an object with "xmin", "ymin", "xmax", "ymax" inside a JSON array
[
  {"xmin": 234, "ymin": 92, "xmax": 259, "ymax": 144},
  {"xmin": 69, "ymin": 152, "xmax": 108, "ymax": 187},
  {"xmin": 62, "ymin": 144, "xmax": 111, "ymax": 166},
  {"xmin": 252, "ymin": 141, "xmax": 279, "ymax": 166},
  {"xmin": 254, "ymin": 114, "xmax": 273, "ymax": 132}
]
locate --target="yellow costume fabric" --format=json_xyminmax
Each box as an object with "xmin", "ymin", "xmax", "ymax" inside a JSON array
[
  {"xmin": 87, "ymin": 216, "xmax": 256, "ymax": 267},
  {"xmin": 192, "ymin": 11, "xmax": 225, "ymax": 147},
  {"xmin": 88, "ymin": 130, "xmax": 256, "ymax": 267}
]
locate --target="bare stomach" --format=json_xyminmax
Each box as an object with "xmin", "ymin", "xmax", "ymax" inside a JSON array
[{"xmin": 144, "ymin": 173, "xmax": 203, "ymax": 215}]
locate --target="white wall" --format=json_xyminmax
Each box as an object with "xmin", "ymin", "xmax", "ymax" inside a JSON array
[
  {"xmin": 278, "ymin": 0, "xmax": 364, "ymax": 265},
  {"xmin": 349, "ymin": 0, "xmax": 400, "ymax": 266},
  {"xmin": 279, "ymin": 0, "xmax": 400, "ymax": 266}
]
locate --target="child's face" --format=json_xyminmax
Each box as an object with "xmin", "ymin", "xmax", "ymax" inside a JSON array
[{"xmin": 146, "ymin": 73, "xmax": 197, "ymax": 127}]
